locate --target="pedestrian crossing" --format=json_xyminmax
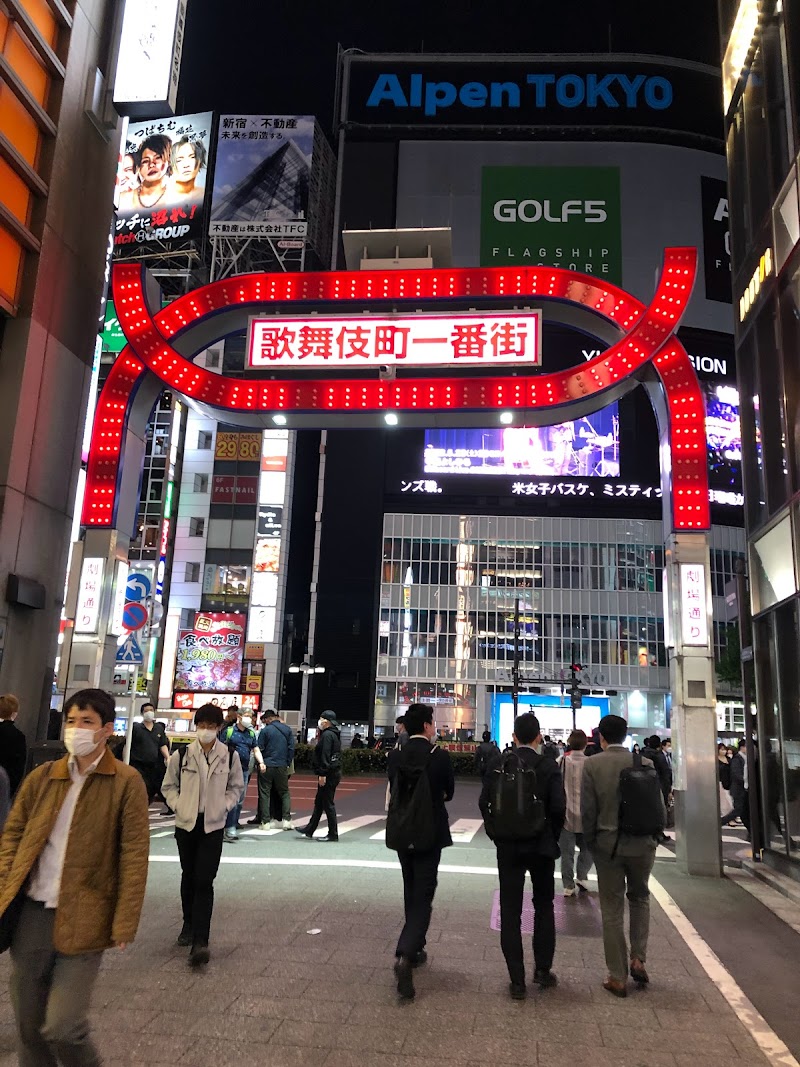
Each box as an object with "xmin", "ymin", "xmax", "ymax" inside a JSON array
[{"xmin": 148, "ymin": 804, "xmax": 685, "ymax": 859}]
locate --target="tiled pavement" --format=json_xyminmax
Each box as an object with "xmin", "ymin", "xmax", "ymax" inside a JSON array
[
  {"xmin": 0, "ymin": 851, "xmax": 780, "ymax": 1067},
  {"xmin": 0, "ymin": 777, "xmax": 793, "ymax": 1067}
]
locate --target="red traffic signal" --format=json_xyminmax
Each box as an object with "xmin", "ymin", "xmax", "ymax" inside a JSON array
[{"xmin": 570, "ymin": 663, "xmax": 583, "ymax": 673}]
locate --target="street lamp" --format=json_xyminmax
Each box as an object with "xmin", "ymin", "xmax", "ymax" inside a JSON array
[{"xmin": 289, "ymin": 657, "xmax": 325, "ymax": 675}]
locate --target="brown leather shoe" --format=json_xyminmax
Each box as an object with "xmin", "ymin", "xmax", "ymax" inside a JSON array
[
  {"xmin": 603, "ymin": 977, "xmax": 628, "ymax": 998},
  {"xmin": 630, "ymin": 958, "xmax": 649, "ymax": 985}
]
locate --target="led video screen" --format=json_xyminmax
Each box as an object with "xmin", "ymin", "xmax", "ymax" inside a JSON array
[
  {"xmin": 423, "ymin": 405, "xmax": 620, "ymax": 479},
  {"xmin": 703, "ymin": 381, "xmax": 741, "ymax": 497}
]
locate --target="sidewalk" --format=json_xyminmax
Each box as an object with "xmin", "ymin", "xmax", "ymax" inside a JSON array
[{"xmin": 0, "ymin": 846, "xmax": 788, "ymax": 1067}]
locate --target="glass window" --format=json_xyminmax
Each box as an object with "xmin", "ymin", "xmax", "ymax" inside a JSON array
[
  {"xmin": 775, "ymin": 601, "xmax": 800, "ymax": 857},
  {"xmin": 778, "ymin": 269, "xmax": 800, "ymax": 493},
  {"xmin": 756, "ymin": 302, "xmax": 790, "ymax": 512},
  {"xmin": 762, "ymin": 15, "xmax": 792, "ymax": 198},
  {"xmin": 737, "ymin": 332, "xmax": 767, "ymax": 528},
  {"xmin": 743, "ymin": 47, "xmax": 772, "ymax": 235},
  {"xmin": 728, "ymin": 107, "xmax": 750, "ymax": 262},
  {"xmin": 755, "ymin": 613, "xmax": 786, "ymax": 851},
  {"xmin": 750, "ymin": 514, "xmax": 796, "ymax": 614}
]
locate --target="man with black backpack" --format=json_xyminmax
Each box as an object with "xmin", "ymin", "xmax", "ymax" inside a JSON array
[
  {"xmin": 479, "ymin": 713, "xmax": 566, "ymax": 1001},
  {"xmin": 581, "ymin": 714, "xmax": 666, "ymax": 998},
  {"xmin": 386, "ymin": 703, "xmax": 454, "ymax": 1001}
]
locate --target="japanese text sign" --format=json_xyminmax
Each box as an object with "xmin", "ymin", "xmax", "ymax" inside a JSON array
[
  {"xmin": 679, "ymin": 564, "xmax": 709, "ymax": 646},
  {"xmin": 75, "ymin": 558, "xmax": 105, "ymax": 634},
  {"xmin": 247, "ymin": 311, "xmax": 542, "ymax": 370},
  {"xmin": 174, "ymin": 612, "xmax": 245, "ymax": 692}
]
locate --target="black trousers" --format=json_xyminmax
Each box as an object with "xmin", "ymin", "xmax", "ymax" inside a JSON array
[
  {"xmin": 496, "ymin": 842, "xmax": 556, "ymax": 985},
  {"xmin": 132, "ymin": 760, "xmax": 161, "ymax": 803},
  {"xmin": 305, "ymin": 773, "xmax": 341, "ymax": 838},
  {"xmin": 175, "ymin": 823, "xmax": 224, "ymax": 946},
  {"xmin": 396, "ymin": 848, "xmax": 442, "ymax": 959}
]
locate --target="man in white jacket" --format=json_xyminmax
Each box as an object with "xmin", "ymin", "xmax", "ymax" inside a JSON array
[{"xmin": 162, "ymin": 704, "xmax": 242, "ymax": 966}]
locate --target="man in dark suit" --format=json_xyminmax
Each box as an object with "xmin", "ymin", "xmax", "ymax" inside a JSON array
[
  {"xmin": 582, "ymin": 715, "xmax": 665, "ymax": 997},
  {"xmin": 387, "ymin": 702, "xmax": 454, "ymax": 1000},
  {"xmin": 479, "ymin": 713, "xmax": 566, "ymax": 1000}
]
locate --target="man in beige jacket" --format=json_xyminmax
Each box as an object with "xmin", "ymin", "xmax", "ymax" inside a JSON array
[
  {"xmin": 582, "ymin": 714, "xmax": 665, "ymax": 998},
  {"xmin": 0, "ymin": 688, "xmax": 150, "ymax": 1066},
  {"xmin": 162, "ymin": 703, "xmax": 242, "ymax": 966}
]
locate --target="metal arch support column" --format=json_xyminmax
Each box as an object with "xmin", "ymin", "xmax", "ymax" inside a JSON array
[{"xmin": 664, "ymin": 533, "xmax": 721, "ymax": 877}]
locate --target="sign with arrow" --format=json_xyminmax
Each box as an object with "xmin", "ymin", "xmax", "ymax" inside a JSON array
[
  {"xmin": 116, "ymin": 632, "xmax": 144, "ymax": 664},
  {"xmin": 126, "ymin": 573, "xmax": 151, "ymax": 603}
]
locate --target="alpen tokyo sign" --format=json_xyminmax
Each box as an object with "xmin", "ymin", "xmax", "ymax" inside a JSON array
[{"xmin": 247, "ymin": 311, "xmax": 542, "ymax": 369}]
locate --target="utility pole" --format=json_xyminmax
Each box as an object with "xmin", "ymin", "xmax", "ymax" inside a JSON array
[{"xmin": 512, "ymin": 595, "xmax": 520, "ymax": 719}]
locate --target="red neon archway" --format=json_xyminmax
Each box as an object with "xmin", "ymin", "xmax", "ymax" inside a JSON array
[{"xmin": 83, "ymin": 248, "xmax": 707, "ymax": 531}]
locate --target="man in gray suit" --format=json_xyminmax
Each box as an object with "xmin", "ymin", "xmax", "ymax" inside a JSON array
[{"xmin": 582, "ymin": 714, "xmax": 665, "ymax": 998}]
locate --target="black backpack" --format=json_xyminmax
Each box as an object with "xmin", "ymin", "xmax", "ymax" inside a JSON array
[
  {"xmin": 615, "ymin": 751, "xmax": 666, "ymax": 853},
  {"xmin": 385, "ymin": 749, "xmax": 436, "ymax": 852},
  {"xmin": 485, "ymin": 749, "xmax": 546, "ymax": 841}
]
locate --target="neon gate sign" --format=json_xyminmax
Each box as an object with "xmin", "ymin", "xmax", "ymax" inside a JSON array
[{"xmin": 83, "ymin": 248, "xmax": 708, "ymax": 533}]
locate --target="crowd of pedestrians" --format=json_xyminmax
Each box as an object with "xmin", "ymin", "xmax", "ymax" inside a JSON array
[
  {"xmin": 0, "ymin": 686, "xmax": 733, "ymax": 1062},
  {"xmin": 386, "ymin": 704, "xmax": 667, "ymax": 1002}
]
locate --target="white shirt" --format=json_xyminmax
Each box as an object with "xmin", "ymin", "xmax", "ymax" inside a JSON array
[{"xmin": 28, "ymin": 751, "xmax": 104, "ymax": 909}]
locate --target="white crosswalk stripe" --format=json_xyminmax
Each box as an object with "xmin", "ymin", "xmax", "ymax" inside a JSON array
[{"xmin": 449, "ymin": 818, "xmax": 484, "ymax": 844}]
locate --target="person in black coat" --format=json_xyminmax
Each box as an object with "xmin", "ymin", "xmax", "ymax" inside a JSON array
[
  {"xmin": 0, "ymin": 694, "xmax": 26, "ymax": 796},
  {"xmin": 387, "ymin": 702, "xmax": 454, "ymax": 1000},
  {"xmin": 296, "ymin": 712, "xmax": 342, "ymax": 842},
  {"xmin": 479, "ymin": 713, "xmax": 566, "ymax": 999}
]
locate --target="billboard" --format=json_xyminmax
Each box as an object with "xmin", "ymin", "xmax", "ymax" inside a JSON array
[
  {"xmin": 174, "ymin": 612, "xmax": 245, "ymax": 692},
  {"xmin": 210, "ymin": 115, "xmax": 314, "ymax": 237},
  {"xmin": 424, "ymin": 407, "xmax": 620, "ymax": 479},
  {"xmin": 342, "ymin": 55, "xmax": 724, "ymax": 144},
  {"xmin": 480, "ymin": 166, "xmax": 622, "ymax": 282},
  {"xmin": 700, "ymin": 176, "xmax": 732, "ymax": 304},
  {"xmin": 114, "ymin": 112, "xmax": 212, "ymax": 252},
  {"xmin": 247, "ymin": 310, "xmax": 541, "ymax": 369},
  {"xmin": 393, "ymin": 139, "xmax": 731, "ymax": 336},
  {"xmin": 112, "ymin": 0, "xmax": 187, "ymax": 118}
]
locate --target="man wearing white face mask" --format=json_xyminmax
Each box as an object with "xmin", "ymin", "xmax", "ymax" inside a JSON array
[
  {"xmin": 162, "ymin": 704, "xmax": 243, "ymax": 966},
  {"xmin": 221, "ymin": 712, "xmax": 264, "ymax": 842},
  {"xmin": 296, "ymin": 712, "xmax": 342, "ymax": 842},
  {"xmin": 130, "ymin": 701, "xmax": 170, "ymax": 802},
  {"xmin": 0, "ymin": 688, "xmax": 150, "ymax": 1066}
]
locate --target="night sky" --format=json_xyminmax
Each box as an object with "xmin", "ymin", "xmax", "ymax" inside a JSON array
[{"xmin": 178, "ymin": 0, "xmax": 721, "ymax": 132}]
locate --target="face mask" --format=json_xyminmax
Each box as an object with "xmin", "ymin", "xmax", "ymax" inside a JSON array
[
  {"xmin": 64, "ymin": 727, "xmax": 101, "ymax": 758},
  {"xmin": 196, "ymin": 728, "xmax": 217, "ymax": 745},
  {"xmin": 142, "ymin": 711, "xmax": 155, "ymax": 723},
  {"xmin": 241, "ymin": 717, "xmax": 253, "ymax": 729}
]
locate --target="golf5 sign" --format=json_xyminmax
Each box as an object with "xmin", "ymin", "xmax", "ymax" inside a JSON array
[{"xmin": 481, "ymin": 166, "xmax": 622, "ymax": 283}]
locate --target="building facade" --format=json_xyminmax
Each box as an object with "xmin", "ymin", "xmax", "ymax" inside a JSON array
[
  {"xmin": 720, "ymin": 0, "xmax": 800, "ymax": 872},
  {"xmin": 0, "ymin": 0, "xmax": 123, "ymax": 735},
  {"xmin": 301, "ymin": 52, "xmax": 746, "ymax": 738}
]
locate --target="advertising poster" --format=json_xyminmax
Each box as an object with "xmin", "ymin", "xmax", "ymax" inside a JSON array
[
  {"xmin": 174, "ymin": 692, "xmax": 259, "ymax": 711},
  {"xmin": 215, "ymin": 431, "xmax": 262, "ymax": 461},
  {"xmin": 174, "ymin": 612, "xmax": 245, "ymax": 692},
  {"xmin": 480, "ymin": 166, "xmax": 622, "ymax": 281},
  {"xmin": 114, "ymin": 111, "xmax": 213, "ymax": 252},
  {"xmin": 209, "ymin": 115, "xmax": 314, "ymax": 237},
  {"xmin": 701, "ymin": 176, "xmax": 732, "ymax": 304},
  {"xmin": 242, "ymin": 660, "xmax": 265, "ymax": 693}
]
